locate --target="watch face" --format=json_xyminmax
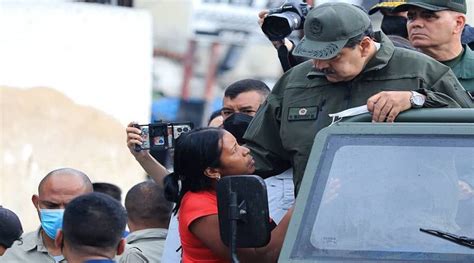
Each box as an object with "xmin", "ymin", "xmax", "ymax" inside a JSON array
[
  {"xmin": 411, "ymin": 92, "xmax": 425, "ymax": 108},
  {"xmin": 413, "ymin": 95, "xmax": 424, "ymax": 105}
]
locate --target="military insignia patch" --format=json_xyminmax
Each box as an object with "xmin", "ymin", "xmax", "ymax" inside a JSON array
[
  {"xmin": 310, "ymin": 20, "xmax": 323, "ymax": 36},
  {"xmin": 288, "ymin": 107, "xmax": 318, "ymax": 121}
]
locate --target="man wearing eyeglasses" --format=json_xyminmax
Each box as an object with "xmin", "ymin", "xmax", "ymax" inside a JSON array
[{"xmin": 393, "ymin": 0, "xmax": 474, "ymax": 94}]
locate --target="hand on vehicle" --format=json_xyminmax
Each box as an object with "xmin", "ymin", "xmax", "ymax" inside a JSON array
[{"xmin": 367, "ymin": 91, "xmax": 413, "ymax": 122}]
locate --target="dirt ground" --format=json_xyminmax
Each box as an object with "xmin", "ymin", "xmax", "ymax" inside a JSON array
[{"xmin": 0, "ymin": 86, "xmax": 147, "ymax": 232}]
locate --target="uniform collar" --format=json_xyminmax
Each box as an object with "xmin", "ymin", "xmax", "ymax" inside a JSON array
[
  {"xmin": 452, "ymin": 45, "xmax": 474, "ymax": 79},
  {"xmin": 126, "ymin": 228, "xmax": 168, "ymax": 244},
  {"xmin": 362, "ymin": 31, "xmax": 394, "ymax": 73},
  {"xmin": 20, "ymin": 227, "xmax": 49, "ymax": 253},
  {"xmin": 306, "ymin": 31, "xmax": 394, "ymax": 80}
]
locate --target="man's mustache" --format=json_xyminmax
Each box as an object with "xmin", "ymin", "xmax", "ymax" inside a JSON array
[{"xmin": 321, "ymin": 68, "xmax": 336, "ymax": 75}]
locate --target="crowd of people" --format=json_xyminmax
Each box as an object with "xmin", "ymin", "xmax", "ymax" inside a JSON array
[{"xmin": 1, "ymin": 0, "xmax": 473, "ymax": 262}]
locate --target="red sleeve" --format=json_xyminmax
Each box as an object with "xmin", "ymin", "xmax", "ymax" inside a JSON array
[{"xmin": 179, "ymin": 191, "xmax": 218, "ymax": 230}]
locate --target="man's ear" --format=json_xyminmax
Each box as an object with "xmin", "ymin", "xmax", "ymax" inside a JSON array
[
  {"xmin": 55, "ymin": 230, "xmax": 64, "ymax": 249},
  {"xmin": 116, "ymin": 239, "xmax": 126, "ymax": 256},
  {"xmin": 32, "ymin": 195, "xmax": 42, "ymax": 223},
  {"xmin": 204, "ymin": 167, "xmax": 221, "ymax": 180},
  {"xmin": 31, "ymin": 195, "xmax": 39, "ymax": 209},
  {"xmin": 454, "ymin": 14, "xmax": 466, "ymax": 34},
  {"xmin": 32, "ymin": 195, "xmax": 39, "ymax": 209},
  {"xmin": 360, "ymin": 37, "xmax": 372, "ymax": 57}
]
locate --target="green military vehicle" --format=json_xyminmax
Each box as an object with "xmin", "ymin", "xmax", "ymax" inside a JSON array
[
  {"xmin": 218, "ymin": 108, "xmax": 473, "ymax": 262},
  {"xmin": 278, "ymin": 108, "xmax": 474, "ymax": 262}
]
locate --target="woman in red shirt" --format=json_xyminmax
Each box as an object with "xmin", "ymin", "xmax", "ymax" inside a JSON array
[{"xmin": 164, "ymin": 127, "xmax": 292, "ymax": 263}]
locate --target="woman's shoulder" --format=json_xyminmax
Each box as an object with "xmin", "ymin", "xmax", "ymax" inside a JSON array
[
  {"xmin": 179, "ymin": 190, "xmax": 218, "ymax": 227},
  {"xmin": 181, "ymin": 190, "xmax": 217, "ymax": 213},
  {"xmin": 182, "ymin": 190, "xmax": 216, "ymax": 204}
]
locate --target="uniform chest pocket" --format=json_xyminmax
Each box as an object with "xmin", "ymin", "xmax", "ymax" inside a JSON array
[
  {"xmin": 288, "ymin": 106, "xmax": 319, "ymax": 121},
  {"xmin": 281, "ymin": 105, "xmax": 321, "ymax": 150}
]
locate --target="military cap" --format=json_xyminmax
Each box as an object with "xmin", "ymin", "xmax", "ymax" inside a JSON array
[
  {"xmin": 293, "ymin": 2, "xmax": 371, "ymax": 60},
  {"xmin": 369, "ymin": 1, "xmax": 407, "ymax": 15},
  {"xmin": 393, "ymin": 0, "xmax": 467, "ymax": 14}
]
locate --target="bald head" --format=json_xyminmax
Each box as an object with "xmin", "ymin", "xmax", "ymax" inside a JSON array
[
  {"xmin": 38, "ymin": 168, "xmax": 93, "ymax": 195},
  {"xmin": 32, "ymin": 168, "xmax": 93, "ymax": 243},
  {"xmin": 125, "ymin": 181, "xmax": 172, "ymax": 231}
]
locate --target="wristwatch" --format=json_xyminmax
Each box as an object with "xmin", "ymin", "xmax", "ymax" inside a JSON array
[{"xmin": 410, "ymin": 91, "xmax": 425, "ymax": 108}]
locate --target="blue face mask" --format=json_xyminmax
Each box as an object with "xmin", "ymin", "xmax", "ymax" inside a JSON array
[{"xmin": 40, "ymin": 209, "xmax": 64, "ymax": 239}]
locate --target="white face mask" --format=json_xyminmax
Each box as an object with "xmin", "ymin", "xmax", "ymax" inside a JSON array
[{"xmin": 329, "ymin": 105, "xmax": 369, "ymax": 124}]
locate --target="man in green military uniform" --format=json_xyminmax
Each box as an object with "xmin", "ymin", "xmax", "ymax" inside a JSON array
[
  {"xmin": 244, "ymin": 2, "xmax": 474, "ymax": 194},
  {"xmin": 393, "ymin": 0, "xmax": 474, "ymax": 93},
  {"xmin": 2, "ymin": 168, "xmax": 93, "ymax": 263}
]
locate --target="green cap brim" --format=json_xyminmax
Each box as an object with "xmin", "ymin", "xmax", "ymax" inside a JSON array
[
  {"xmin": 392, "ymin": 3, "xmax": 449, "ymax": 12},
  {"xmin": 369, "ymin": 1, "xmax": 407, "ymax": 15},
  {"xmin": 292, "ymin": 37, "xmax": 348, "ymax": 60},
  {"xmin": 368, "ymin": 6, "xmax": 393, "ymax": 15}
]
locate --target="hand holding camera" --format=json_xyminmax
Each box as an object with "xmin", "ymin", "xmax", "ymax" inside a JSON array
[
  {"xmin": 131, "ymin": 121, "xmax": 194, "ymax": 152},
  {"xmin": 126, "ymin": 122, "xmax": 150, "ymax": 159}
]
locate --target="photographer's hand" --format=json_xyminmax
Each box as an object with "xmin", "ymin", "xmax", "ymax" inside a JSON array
[
  {"xmin": 126, "ymin": 122, "xmax": 144, "ymax": 155},
  {"xmin": 126, "ymin": 122, "xmax": 170, "ymax": 185}
]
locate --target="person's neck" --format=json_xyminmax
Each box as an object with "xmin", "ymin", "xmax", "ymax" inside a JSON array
[
  {"xmin": 421, "ymin": 42, "xmax": 463, "ymax": 62},
  {"xmin": 76, "ymin": 256, "xmax": 111, "ymax": 263},
  {"xmin": 129, "ymin": 223, "xmax": 168, "ymax": 232},
  {"xmin": 68, "ymin": 255, "xmax": 112, "ymax": 263},
  {"xmin": 40, "ymin": 229, "xmax": 62, "ymax": 256},
  {"xmin": 64, "ymin": 246, "xmax": 114, "ymax": 263}
]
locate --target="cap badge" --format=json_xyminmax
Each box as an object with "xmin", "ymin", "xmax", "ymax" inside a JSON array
[{"xmin": 310, "ymin": 20, "xmax": 323, "ymax": 36}]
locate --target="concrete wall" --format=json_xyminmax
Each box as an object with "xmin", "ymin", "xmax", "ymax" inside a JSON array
[{"xmin": 0, "ymin": 1, "xmax": 153, "ymax": 125}]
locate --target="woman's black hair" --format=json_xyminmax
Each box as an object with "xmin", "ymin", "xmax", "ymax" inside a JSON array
[{"xmin": 163, "ymin": 127, "xmax": 225, "ymax": 215}]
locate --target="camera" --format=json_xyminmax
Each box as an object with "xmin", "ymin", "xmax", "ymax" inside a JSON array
[
  {"xmin": 134, "ymin": 121, "xmax": 194, "ymax": 152},
  {"xmin": 261, "ymin": 0, "xmax": 311, "ymax": 41}
]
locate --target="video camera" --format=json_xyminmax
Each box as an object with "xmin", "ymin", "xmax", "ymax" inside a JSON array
[
  {"xmin": 134, "ymin": 121, "xmax": 194, "ymax": 152},
  {"xmin": 261, "ymin": 0, "xmax": 311, "ymax": 41}
]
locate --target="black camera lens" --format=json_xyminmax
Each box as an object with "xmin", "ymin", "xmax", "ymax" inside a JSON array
[
  {"xmin": 261, "ymin": 0, "xmax": 310, "ymax": 41},
  {"xmin": 177, "ymin": 128, "xmax": 182, "ymax": 132},
  {"xmin": 183, "ymin": 127, "xmax": 189, "ymax": 132},
  {"xmin": 262, "ymin": 13, "xmax": 301, "ymax": 41}
]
